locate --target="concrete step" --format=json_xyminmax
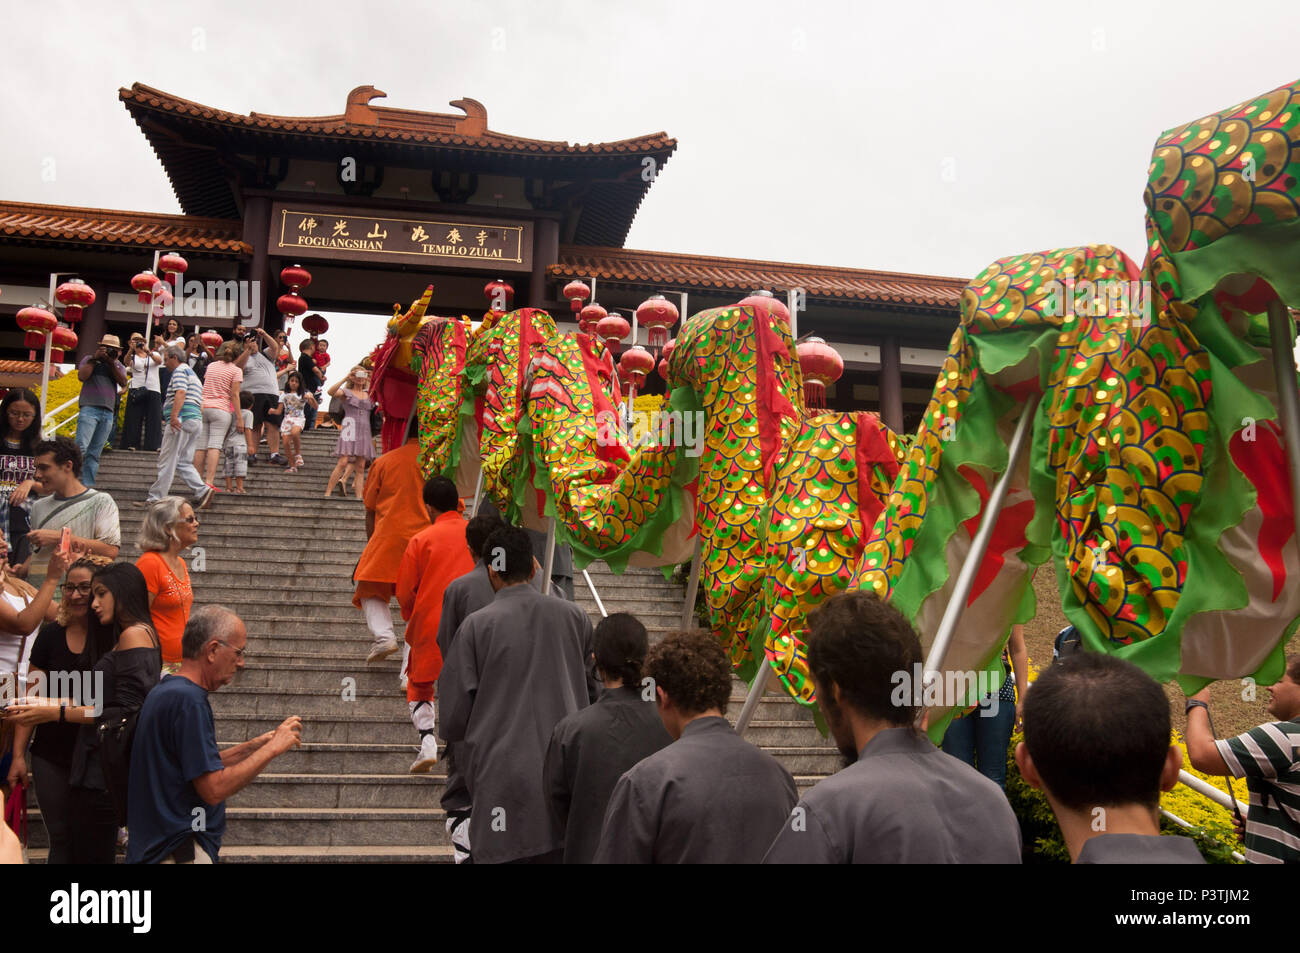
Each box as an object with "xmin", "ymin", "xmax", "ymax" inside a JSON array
[
  {"xmin": 220, "ymin": 808, "xmax": 448, "ymax": 847},
  {"xmin": 221, "ymin": 742, "xmax": 437, "ymax": 776},
  {"xmin": 231, "ymin": 773, "xmax": 444, "ymax": 808},
  {"xmin": 219, "ymin": 845, "xmax": 454, "ymax": 864}
]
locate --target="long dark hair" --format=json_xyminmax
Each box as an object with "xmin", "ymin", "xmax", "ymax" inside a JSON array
[
  {"xmin": 285, "ymin": 370, "xmax": 303, "ymax": 394},
  {"xmin": 0, "ymin": 388, "xmax": 42, "ymax": 454},
  {"xmin": 87, "ymin": 562, "xmax": 156, "ymax": 659}
]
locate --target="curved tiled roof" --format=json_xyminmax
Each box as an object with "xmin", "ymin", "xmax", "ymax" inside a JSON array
[
  {"xmin": 120, "ymin": 84, "xmax": 676, "ymax": 156},
  {"xmin": 0, "ymin": 361, "xmax": 64, "ymax": 378},
  {"xmin": 0, "ymin": 201, "xmax": 248, "ymax": 254},
  {"xmin": 552, "ymin": 246, "xmax": 965, "ymax": 310},
  {"xmin": 120, "ymin": 84, "xmax": 675, "ymax": 244}
]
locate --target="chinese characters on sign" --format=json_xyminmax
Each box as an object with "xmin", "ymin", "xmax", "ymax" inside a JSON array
[{"xmin": 273, "ymin": 206, "xmax": 529, "ymax": 271}]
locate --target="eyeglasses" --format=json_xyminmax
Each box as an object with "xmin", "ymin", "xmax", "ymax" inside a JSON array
[
  {"xmin": 7, "ymin": 410, "xmax": 35, "ymax": 420},
  {"xmin": 216, "ymin": 640, "xmax": 246, "ymax": 660},
  {"xmin": 179, "ymin": 516, "xmax": 199, "ymax": 524},
  {"xmin": 62, "ymin": 583, "xmax": 93, "ymax": 595}
]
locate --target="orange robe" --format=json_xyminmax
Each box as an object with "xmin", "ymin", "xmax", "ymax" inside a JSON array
[
  {"xmin": 396, "ymin": 512, "xmax": 474, "ymax": 689},
  {"xmin": 352, "ymin": 439, "xmax": 431, "ymax": 609}
]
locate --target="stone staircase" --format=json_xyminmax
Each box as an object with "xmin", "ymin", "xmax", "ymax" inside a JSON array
[{"xmin": 24, "ymin": 428, "xmax": 839, "ymax": 862}]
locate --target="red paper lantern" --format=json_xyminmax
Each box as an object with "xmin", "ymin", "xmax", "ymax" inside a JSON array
[
  {"xmin": 280, "ymin": 264, "xmax": 312, "ymax": 291},
  {"xmin": 619, "ymin": 345, "xmax": 655, "ymax": 389},
  {"xmin": 131, "ymin": 270, "xmax": 160, "ymax": 304},
  {"xmin": 596, "ymin": 313, "xmax": 630, "ymax": 347},
  {"xmin": 55, "ymin": 279, "xmax": 95, "ymax": 324},
  {"xmin": 740, "ymin": 289, "xmax": 791, "ymax": 328},
  {"xmin": 158, "ymin": 252, "xmax": 189, "ymax": 285},
  {"xmin": 302, "ymin": 313, "xmax": 329, "ymax": 336},
  {"xmin": 563, "ymin": 280, "xmax": 591, "ymax": 314},
  {"xmin": 483, "ymin": 279, "xmax": 514, "ymax": 313},
  {"xmin": 658, "ymin": 357, "xmax": 670, "ymax": 381},
  {"xmin": 636, "ymin": 294, "xmax": 679, "ymax": 347},
  {"xmin": 278, "ymin": 294, "xmax": 308, "ymax": 318},
  {"xmin": 200, "ymin": 330, "xmax": 224, "ymax": 352},
  {"xmin": 578, "ymin": 303, "xmax": 607, "ymax": 336},
  {"xmin": 797, "ymin": 337, "xmax": 844, "ymax": 409},
  {"xmin": 52, "ymin": 325, "xmax": 78, "ymax": 352},
  {"xmin": 16, "ymin": 306, "xmax": 57, "ymax": 335}
]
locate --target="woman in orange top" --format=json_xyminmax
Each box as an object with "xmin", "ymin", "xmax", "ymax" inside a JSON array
[{"xmin": 134, "ymin": 497, "xmax": 197, "ymax": 668}]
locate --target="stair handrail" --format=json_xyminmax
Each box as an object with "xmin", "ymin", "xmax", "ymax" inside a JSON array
[{"xmin": 42, "ymin": 396, "xmax": 81, "ymax": 438}]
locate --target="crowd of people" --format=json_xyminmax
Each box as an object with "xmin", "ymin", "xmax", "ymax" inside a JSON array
[
  {"xmin": 69, "ymin": 321, "xmax": 373, "ymax": 505},
  {"xmin": 0, "ymin": 345, "xmax": 1295, "ymax": 865}
]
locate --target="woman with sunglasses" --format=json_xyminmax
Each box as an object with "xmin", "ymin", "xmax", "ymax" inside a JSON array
[
  {"xmin": 0, "ymin": 388, "xmax": 42, "ymax": 567},
  {"xmin": 66, "ymin": 562, "xmax": 161, "ymax": 859},
  {"xmin": 4, "ymin": 553, "xmax": 111, "ymax": 863},
  {"xmin": 134, "ymin": 498, "xmax": 197, "ymax": 672}
]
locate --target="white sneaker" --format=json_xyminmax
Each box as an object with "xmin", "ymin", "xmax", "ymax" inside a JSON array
[
  {"xmin": 366, "ymin": 639, "xmax": 399, "ymax": 663},
  {"xmin": 409, "ymin": 734, "xmax": 439, "ymax": 773}
]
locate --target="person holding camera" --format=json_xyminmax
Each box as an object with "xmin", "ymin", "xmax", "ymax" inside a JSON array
[
  {"xmin": 121, "ymin": 333, "xmax": 163, "ymax": 452},
  {"xmin": 323, "ymin": 366, "xmax": 375, "ymax": 499},
  {"xmin": 74, "ymin": 335, "xmax": 129, "ymax": 487}
]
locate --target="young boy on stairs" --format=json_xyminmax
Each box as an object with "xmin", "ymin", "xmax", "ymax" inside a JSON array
[{"xmin": 395, "ymin": 476, "xmax": 473, "ymax": 772}]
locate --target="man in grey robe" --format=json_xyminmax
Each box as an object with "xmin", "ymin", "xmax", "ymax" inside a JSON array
[
  {"xmin": 475, "ymin": 496, "xmax": 574, "ymax": 601},
  {"xmin": 438, "ymin": 524, "xmax": 597, "ymax": 864},
  {"xmin": 593, "ymin": 630, "xmax": 797, "ymax": 864},
  {"xmin": 545, "ymin": 613, "xmax": 672, "ymax": 864},
  {"xmin": 434, "ymin": 510, "xmax": 507, "ymax": 862},
  {"xmin": 1017, "ymin": 652, "xmax": 1205, "ymax": 864},
  {"xmin": 762, "ymin": 591, "xmax": 1022, "ymax": 864}
]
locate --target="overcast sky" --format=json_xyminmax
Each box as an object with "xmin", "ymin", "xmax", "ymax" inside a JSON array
[{"xmin": 5, "ymin": 0, "xmax": 1298, "ymax": 384}]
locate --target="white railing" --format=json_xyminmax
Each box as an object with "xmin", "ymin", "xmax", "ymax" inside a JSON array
[{"xmin": 42, "ymin": 396, "xmax": 81, "ymax": 438}]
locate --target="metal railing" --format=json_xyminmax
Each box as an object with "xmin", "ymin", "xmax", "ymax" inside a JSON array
[{"xmin": 42, "ymin": 396, "xmax": 80, "ymax": 438}]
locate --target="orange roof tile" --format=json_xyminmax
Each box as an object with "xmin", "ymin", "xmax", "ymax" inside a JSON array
[
  {"xmin": 0, "ymin": 361, "xmax": 64, "ymax": 378},
  {"xmin": 0, "ymin": 201, "xmax": 248, "ymax": 254},
  {"xmin": 552, "ymin": 247, "xmax": 965, "ymax": 310}
]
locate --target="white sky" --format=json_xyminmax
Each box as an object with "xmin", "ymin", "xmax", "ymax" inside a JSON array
[{"xmin": 5, "ymin": 0, "xmax": 1299, "ymax": 387}]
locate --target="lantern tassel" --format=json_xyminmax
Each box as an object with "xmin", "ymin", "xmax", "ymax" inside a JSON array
[{"xmin": 804, "ymin": 380, "xmax": 825, "ymax": 409}]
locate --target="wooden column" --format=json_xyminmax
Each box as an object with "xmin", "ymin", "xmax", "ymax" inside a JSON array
[
  {"xmin": 531, "ymin": 218, "xmax": 560, "ymax": 309},
  {"xmin": 880, "ymin": 335, "xmax": 904, "ymax": 432},
  {"xmin": 242, "ymin": 196, "xmax": 271, "ymax": 328},
  {"xmin": 76, "ymin": 285, "xmax": 108, "ymax": 363}
]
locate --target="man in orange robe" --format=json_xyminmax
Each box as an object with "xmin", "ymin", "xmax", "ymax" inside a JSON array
[
  {"xmin": 396, "ymin": 476, "xmax": 473, "ymax": 773},
  {"xmin": 354, "ymin": 432, "xmax": 431, "ymax": 663}
]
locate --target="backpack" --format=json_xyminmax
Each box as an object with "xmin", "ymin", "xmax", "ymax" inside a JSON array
[{"xmin": 1053, "ymin": 625, "xmax": 1081, "ymax": 662}]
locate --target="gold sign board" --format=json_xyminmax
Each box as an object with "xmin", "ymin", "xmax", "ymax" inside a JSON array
[{"xmin": 271, "ymin": 204, "xmax": 531, "ymax": 272}]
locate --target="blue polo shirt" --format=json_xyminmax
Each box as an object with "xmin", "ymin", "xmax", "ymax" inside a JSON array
[{"xmin": 126, "ymin": 675, "xmax": 226, "ymax": 863}]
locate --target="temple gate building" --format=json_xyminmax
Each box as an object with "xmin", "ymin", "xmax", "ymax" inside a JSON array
[{"xmin": 0, "ymin": 84, "xmax": 967, "ymax": 431}]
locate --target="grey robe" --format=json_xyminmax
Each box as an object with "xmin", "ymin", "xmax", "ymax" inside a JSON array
[
  {"xmin": 436, "ymin": 562, "xmax": 563, "ymax": 814},
  {"xmin": 437, "ymin": 583, "xmax": 597, "ymax": 864},
  {"xmin": 544, "ymin": 684, "xmax": 673, "ymax": 864},
  {"xmin": 475, "ymin": 497, "xmax": 575, "ymax": 600},
  {"xmin": 592, "ymin": 716, "xmax": 797, "ymax": 864},
  {"xmin": 1076, "ymin": 833, "xmax": 1205, "ymax": 864},
  {"xmin": 762, "ymin": 727, "xmax": 1022, "ymax": 864}
]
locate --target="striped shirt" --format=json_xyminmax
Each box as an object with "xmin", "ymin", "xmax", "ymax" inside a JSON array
[
  {"xmin": 201, "ymin": 360, "xmax": 243, "ymax": 413},
  {"xmin": 165, "ymin": 363, "xmax": 203, "ymax": 422},
  {"xmin": 1216, "ymin": 719, "xmax": 1300, "ymax": 864}
]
